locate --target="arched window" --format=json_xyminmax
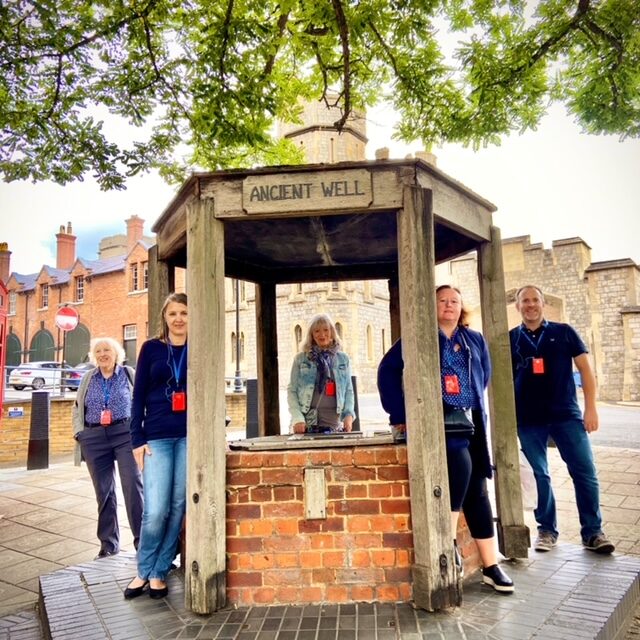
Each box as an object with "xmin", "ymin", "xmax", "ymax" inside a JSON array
[
  {"xmin": 335, "ymin": 322, "xmax": 343, "ymax": 339},
  {"xmin": 294, "ymin": 325, "xmax": 302, "ymax": 351},
  {"xmin": 366, "ymin": 325, "xmax": 373, "ymax": 361}
]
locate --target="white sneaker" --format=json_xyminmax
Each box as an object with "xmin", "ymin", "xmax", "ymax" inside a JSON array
[{"xmin": 534, "ymin": 531, "xmax": 557, "ymax": 552}]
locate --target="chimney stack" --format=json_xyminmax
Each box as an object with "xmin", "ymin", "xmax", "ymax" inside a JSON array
[
  {"xmin": 56, "ymin": 222, "xmax": 76, "ymax": 270},
  {"xmin": 0, "ymin": 242, "xmax": 11, "ymax": 284},
  {"xmin": 126, "ymin": 215, "xmax": 145, "ymax": 253}
]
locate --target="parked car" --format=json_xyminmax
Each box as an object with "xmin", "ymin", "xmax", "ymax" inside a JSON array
[{"xmin": 9, "ymin": 361, "xmax": 79, "ymax": 391}]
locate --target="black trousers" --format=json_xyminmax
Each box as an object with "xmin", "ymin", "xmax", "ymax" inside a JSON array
[
  {"xmin": 78, "ymin": 420, "xmax": 143, "ymax": 552},
  {"xmin": 446, "ymin": 442, "xmax": 495, "ymax": 540}
]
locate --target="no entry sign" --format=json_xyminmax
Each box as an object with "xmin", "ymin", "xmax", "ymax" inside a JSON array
[{"xmin": 55, "ymin": 306, "xmax": 79, "ymax": 332}]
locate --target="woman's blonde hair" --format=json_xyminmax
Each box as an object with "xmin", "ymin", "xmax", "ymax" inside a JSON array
[
  {"xmin": 88, "ymin": 337, "xmax": 126, "ymax": 366},
  {"xmin": 301, "ymin": 313, "xmax": 342, "ymax": 353}
]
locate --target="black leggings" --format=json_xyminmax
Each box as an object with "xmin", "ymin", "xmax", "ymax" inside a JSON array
[{"xmin": 446, "ymin": 443, "xmax": 495, "ymax": 539}]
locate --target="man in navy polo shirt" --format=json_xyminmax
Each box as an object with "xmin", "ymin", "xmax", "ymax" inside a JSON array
[{"xmin": 510, "ymin": 285, "xmax": 614, "ymax": 555}]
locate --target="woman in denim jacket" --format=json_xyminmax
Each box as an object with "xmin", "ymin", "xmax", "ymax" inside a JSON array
[{"xmin": 287, "ymin": 313, "xmax": 355, "ymax": 434}]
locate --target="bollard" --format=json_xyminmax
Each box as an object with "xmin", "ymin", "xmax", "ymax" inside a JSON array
[
  {"xmin": 245, "ymin": 379, "xmax": 259, "ymax": 438},
  {"xmin": 27, "ymin": 390, "xmax": 50, "ymax": 470}
]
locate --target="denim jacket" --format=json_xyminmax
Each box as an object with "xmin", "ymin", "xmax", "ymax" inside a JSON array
[{"xmin": 287, "ymin": 351, "xmax": 356, "ymax": 426}]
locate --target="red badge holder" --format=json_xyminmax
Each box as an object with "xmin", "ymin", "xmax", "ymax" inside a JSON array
[
  {"xmin": 532, "ymin": 358, "xmax": 545, "ymax": 374},
  {"xmin": 325, "ymin": 380, "xmax": 336, "ymax": 397},
  {"xmin": 100, "ymin": 409, "xmax": 112, "ymax": 426},
  {"xmin": 172, "ymin": 391, "xmax": 187, "ymax": 412},
  {"xmin": 444, "ymin": 374, "xmax": 461, "ymax": 394}
]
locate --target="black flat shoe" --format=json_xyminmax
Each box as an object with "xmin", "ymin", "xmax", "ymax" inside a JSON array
[
  {"xmin": 124, "ymin": 579, "xmax": 149, "ymax": 599},
  {"xmin": 482, "ymin": 564, "xmax": 514, "ymax": 593},
  {"xmin": 149, "ymin": 585, "xmax": 168, "ymax": 599}
]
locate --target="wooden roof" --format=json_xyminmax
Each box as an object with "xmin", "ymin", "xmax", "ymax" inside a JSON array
[{"xmin": 152, "ymin": 158, "xmax": 496, "ymax": 283}]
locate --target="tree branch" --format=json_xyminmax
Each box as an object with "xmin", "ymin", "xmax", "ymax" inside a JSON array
[{"xmin": 330, "ymin": 0, "xmax": 351, "ymax": 130}]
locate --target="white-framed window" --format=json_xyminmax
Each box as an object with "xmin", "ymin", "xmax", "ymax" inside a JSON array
[
  {"xmin": 75, "ymin": 275, "xmax": 84, "ymax": 302},
  {"xmin": 8, "ymin": 291, "xmax": 17, "ymax": 315},
  {"xmin": 142, "ymin": 261, "xmax": 149, "ymax": 290},
  {"xmin": 366, "ymin": 324, "xmax": 374, "ymax": 361},
  {"xmin": 123, "ymin": 324, "xmax": 137, "ymax": 340},
  {"xmin": 40, "ymin": 283, "xmax": 48, "ymax": 308},
  {"xmin": 130, "ymin": 264, "xmax": 139, "ymax": 291}
]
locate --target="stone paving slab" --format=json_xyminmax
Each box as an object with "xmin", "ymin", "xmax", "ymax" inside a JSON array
[{"xmin": 35, "ymin": 546, "xmax": 640, "ymax": 640}]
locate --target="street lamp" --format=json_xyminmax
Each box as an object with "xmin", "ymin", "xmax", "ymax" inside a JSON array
[{"xmin": 233, "ymin": 279, "xmax": 243, "ymax": 392}]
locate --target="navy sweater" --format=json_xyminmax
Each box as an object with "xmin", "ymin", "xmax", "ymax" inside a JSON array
[
  {"xmin": 130, "ymin": 338, "xmax": 187, "ymax": 448},
  {"xmin": 377, "ymin": 331, "xmax": 493, "ymax": 478}
]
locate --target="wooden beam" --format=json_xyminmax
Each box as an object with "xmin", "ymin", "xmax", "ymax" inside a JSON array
[
  {"xmin": 147, "ymin": 245, "xmax": 171, "ymax": 338},
  {"xmin": 185, "ymin": 199, "xmax": 227, "ymax": 613},
  {"xmin": 388, "ymin": 275, "xmax": 401, "ymax": 345},
  {"xmin": 398, "ymin": 186, "xmax": 459, "ymax": 610},
  {"xmin": 478, "ymin": 226, "xmax": 530, "ymax": 559},
  {"xmin": 255, "ymin": 281, "xmax": 280, "ymax": 436}
]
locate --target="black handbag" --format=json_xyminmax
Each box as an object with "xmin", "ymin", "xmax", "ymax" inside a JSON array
[{"xmin": 443, "ymin": 403, "xmax": 475, "ymax": 437}]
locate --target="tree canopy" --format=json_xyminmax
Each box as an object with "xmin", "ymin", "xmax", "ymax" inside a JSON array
[{"xmin": 1, "ymin": 0, "xmax": 638, "ymax": 189}]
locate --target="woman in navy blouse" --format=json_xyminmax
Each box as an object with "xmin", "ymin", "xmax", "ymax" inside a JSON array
[
  {"xmin": 72, "ymin": 337, "xmax": 142, "ymax": 559},
  {"xmin": 124, "ymin": 292, "xmax": 188, "ymax": 600},
  {"xmin": 378, "ymin": 285, "xmax": 514, "ymax": 593}
]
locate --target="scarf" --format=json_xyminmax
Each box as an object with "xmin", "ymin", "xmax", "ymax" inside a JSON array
[{"xmin": 309, "ymin": 344, "xmax": 339, "ymax": 393}]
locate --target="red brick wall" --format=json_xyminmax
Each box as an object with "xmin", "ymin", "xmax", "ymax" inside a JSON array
[{"xmin": 227, "ymin": 446, "xmax": 408, "ymax": 606}]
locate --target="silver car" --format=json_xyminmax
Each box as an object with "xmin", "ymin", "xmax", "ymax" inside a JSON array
[{"xmin": 9, "ymin": 361, "xmax": 76, "ymax": 391}]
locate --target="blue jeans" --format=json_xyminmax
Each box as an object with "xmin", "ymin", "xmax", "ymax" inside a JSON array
[
  {"xmin": 518, "ymin": 419, "xmax": 603, "ymax": 541},
  {"xmin": 137, "ymin": 437, "xmax": 186, "ymax": 581}
]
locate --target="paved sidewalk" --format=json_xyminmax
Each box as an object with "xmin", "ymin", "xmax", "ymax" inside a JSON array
[{"xmin": 0, "ymin": 445, "xmax": 639, "ymax": 639}]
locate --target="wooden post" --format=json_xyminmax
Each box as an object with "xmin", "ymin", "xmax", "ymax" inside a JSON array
[
  {"xmin": 388, "ymin": 274, "xmax": 401, "ymax": 345},
  {"xmin": 478, "ymin": 226, "xmax": 530, "ymax": 558},
  {"xmin": 255, "ymin": 281, "xmax": 280, "ymax": 436},
  {"xmin": 398, "ymin": 186, "xmax": 459, "ymax": 610},
  {"xmin": 147, "ymin": 244, "xmax": 172, "ymax": 337},
  {"xmin": 185, "ymin": 199, "xmax": 227, "ymax": 613}
]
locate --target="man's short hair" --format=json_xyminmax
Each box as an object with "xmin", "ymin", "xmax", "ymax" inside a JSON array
[{"xmin": 516, "ymin": 285, "xmax": 545, "ymax": 302}]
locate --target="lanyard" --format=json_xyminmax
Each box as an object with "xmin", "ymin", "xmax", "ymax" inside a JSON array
[
  {"xmin": 168, "ymin": 342, "xmax": 187, "ymax": 388},
  {"xmin": 100, "ymin": 372, "xmax": 114, "ymax": 408},
  {"xmin": 519, "ymin": 325, "xmax": 546, "ymax": 352}
]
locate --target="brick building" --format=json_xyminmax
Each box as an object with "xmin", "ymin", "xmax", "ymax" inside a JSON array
[{"xmin": 3, "ymin": 216, "xmax": 161, "ymax": 368}]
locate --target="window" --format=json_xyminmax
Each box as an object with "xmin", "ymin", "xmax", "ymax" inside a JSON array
[
  {"xmin": 130, "ymin": 264, "xmax": 139, "ymax": 291},
  {"xmin": 294, "ymin": 325, "xmax": 302, "ymax": 351},
  {"xmin": 366, "ymin": 325, "xmax": 373, "ymax": 361},
  {"xmin": 295, "ymin": 283, "xmax": 303, "ymax": 295},
  {"xmin": 123, "ymin": 325, "xmax": 137, "ymax": 366},
  {"xmin": 123, "ymin": 325, "xmax": 137, "ymax": 340},
  {"xmin": 335, "ymin": 322, "xmax": 343, "ymax": 338},
  {"xmin": 75, "ymin": 275, "xmax": 84, "ymax": 302},
  {"xmin": 231, "ymin": 331, "xmax": 245, "ymax": 363},
  {"xmin": 331, "ymin": 282, "xmax": 340, "ymax": 292},
  {"xmin": 142, "ymin": 262, "xmax": 149, "ymax": 290},
  {"xmin": 9, "ymin": 291, "xmax": 16, "ymax": 315},
  {"xmin": 40, "ymin": 284, "xmax": 48, "ymax": 308}
]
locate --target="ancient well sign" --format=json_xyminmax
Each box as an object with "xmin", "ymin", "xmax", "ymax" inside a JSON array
[{"xmin": 242, "ymin": 168, "xmax": 372, "ymax": 214}]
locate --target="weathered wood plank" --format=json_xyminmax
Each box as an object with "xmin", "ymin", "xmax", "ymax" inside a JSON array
[
  {"xmin": 478, "ymin": 225, "xmax": 530, "ymax": 559},
  {"xmin": 255, "ymin": 281, "xmax": 280, "ymax": 436},
  {"xmin": 147, "ymin": 244, "xmax": 171, "ymax": 337},
  {"xmin": 398, "ymin": 185, "xmax": 459, "ymax": 610},
  {"xmin": 185, "ymin": 198, "xmax": 227, "ymax": 613},
  {"xmin": 416, "ymin": 170, "xmax": 493, "ymax": 242}
]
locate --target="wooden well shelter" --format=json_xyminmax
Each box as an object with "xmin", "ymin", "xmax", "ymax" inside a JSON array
[{"xmin": 149, "ymin": 158, "xmax": 529, "ymax": 614}]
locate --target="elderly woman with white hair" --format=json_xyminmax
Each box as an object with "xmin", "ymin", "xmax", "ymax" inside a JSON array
[
  {"xmin": 72, "ymin": 337, "xmax": 143, "ymax": 559},
  {"xmin": 287, "ymin": 313, "xmax": 355, "ymax": 434}
]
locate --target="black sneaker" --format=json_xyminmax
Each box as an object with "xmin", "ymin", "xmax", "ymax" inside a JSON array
[
  {"xmin": 94, "ymin": 548, "xmax": 118, "ymax": 560},
  {"xmin": 582, "ymin": 533, "xmax": 615, "ymax": 554},
  {"xmin": 482, "ymin": 564, "xmax": 514, "ymax": 593}
]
